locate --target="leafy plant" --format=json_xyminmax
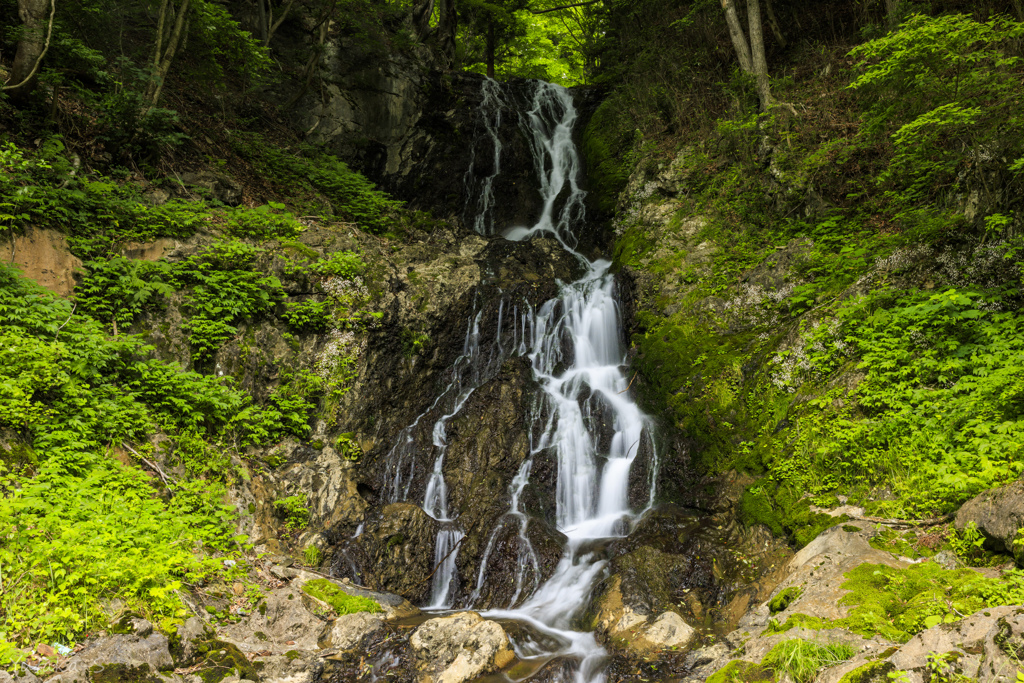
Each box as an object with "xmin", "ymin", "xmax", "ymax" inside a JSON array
[
  {"xmin": 301, "ymin": 579, "xmax": 381, "ymax": 615},
  {"xmin": 335, "ymin": 433, "xmax": 362, "ymax": 462},
  {"xmin": 274, "ymin": 494, "xmax": 309, "ymax": 531}
]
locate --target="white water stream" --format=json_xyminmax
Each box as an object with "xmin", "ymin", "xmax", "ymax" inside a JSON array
[{"xmin": 383, "ymin": 78, "xmax": 656, "ymax": 682}]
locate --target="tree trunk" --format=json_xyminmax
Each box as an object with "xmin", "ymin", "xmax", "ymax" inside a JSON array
[
  {"xmin": 884, "ymin": 0, "xmax": 900, "ymax": 28},
  {"xmin": 264, "ymin": 0, "xmax": 295, "ymax": 46},
  {"xmin": 721, "ymin": 0, "xmax": 753, "ymax": 74},
  {"xmin": 256, "ymin": 0, "xmax": 268, "ymax": 43},
  {"xmin": 4, "ymin": 0, "xmax": 54, "ymax": 101},
  {"xmin": 147, "ymin": 0, "xmax": 191, "ymax": 110},
  {"xmin": 435, "ymin": 0, "xmax": 456, "ymax": 67},
  {"xmin": 763, "ymin": 0, "xmax": 786, "ymax": 49},
  {"xmin": 411, "ymin": 0, "xmax": 435, "ymax": 40},
  {"xmin": 747, "ymin": 0, "xmax": 774, "ymax": 110},
  {"xmin": 486, "ymin": 17, "xmax": 495, "ymax": 79}
]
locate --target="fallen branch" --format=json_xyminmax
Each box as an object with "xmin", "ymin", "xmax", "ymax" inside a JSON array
[
  {"xmin": 424, "ymin": 536, "xmax": 465, "ymax": 584},
  {"xmin": 617, "ymin": 372, "xmax": 637, "ymax": 394},
  {"xmin": 846, "ymin": 513, "xmax": 955, "ymax": 529},
  {"xmin": 121, "ymin": 441, "xmax": 178, "ymax": 492}
]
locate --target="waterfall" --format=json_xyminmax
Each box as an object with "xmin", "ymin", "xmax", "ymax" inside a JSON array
[{"xmin": 379, "ymin": 78, "xmax": 657, "ymax": 680}]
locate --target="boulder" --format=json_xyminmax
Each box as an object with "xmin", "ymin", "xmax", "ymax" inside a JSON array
[
  {"xmin": 217, "ymin": 585, "xmax": 327, "ymax": 654},
  {"xmin": 955, "ymin": 480, "xmax": 1024, "ymax": 564},
  {"xmin": 180, "ymin": 171, "xmax": 243, "ymax": 205},
  {"xmin": 591, "ymin": 576, "xmax": 697, "ymax": 656},
  {"xmin": 410, "ymin": 612, "xmax": 514, "ymax": 683},
  {"xmin": 252, "ymin": 652, "xmax": 324, "ymax": 683},
  {"xmin": 0, "ymin": 671, "xmax": 40, "ymax": 683},
  {"xmin": 320, "ymin": 612, "xmax": 384, "ymax": 651},
  {"xmin": 361, "ymin": 503, "xmax": 439, "ymax": 604},
  {"xmin": 46, "ymin": 633, "xmax": 174, "ymax": 683}
]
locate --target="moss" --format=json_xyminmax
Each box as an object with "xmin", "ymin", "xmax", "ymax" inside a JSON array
[
  {"xmin": 581, "ymin": 98, "xmax": 636, "ymax": 214},
  {"xmin": 254, "ymin": 631, "xmax": 267, "ymax": 641},
  {"xmin": 837, "ymin": 660, "xmax": 894, "ymax": 683},
  {"xmin": 194, "ymin": 640, "xmax": 258, "ymax": 683},
  {"xmin": 706, "ymin": 660, "xmax": 773, "ymax": 683},
  {"xmin": 768, "ymin": 586, "xmax": 803, "ymax": 614},
  {"xmin": 868, "ymin": 527, "xmax": 938, "ymax": 559},
  {"xmin": 258, "ymin": 601, "xmax": 267, "ymax": 616},
  {"xmin": 765, "ymin": 612, "xmax": 829, "ymax": 634},
  {"xmin": 284, "ymin": 650, "xmax": 301, "ymax": 661},
  {"xmin": 89, "ymin": 663, "xmax": 163, "ymax": 682},
  {"xmin": 739, "ymin": 482, "xmax": 843, "ymax": 548},
  {"xmin": 301, "ymin": 578, "xmax": 381, "ymax": 615},
  {"xmin": 0, "ymin": 441, "xmax": 37, "ymax": 469}
]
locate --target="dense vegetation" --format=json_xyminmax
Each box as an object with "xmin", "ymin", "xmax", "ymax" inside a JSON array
[{"xmin": 2, "ymin": 0, "xmax": 1024, "ymax": 675}]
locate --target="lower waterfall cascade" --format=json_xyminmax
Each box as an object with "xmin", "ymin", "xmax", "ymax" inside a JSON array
[{"xmin": 381, "ymin": 78, "xmax": 658, "ymax": 683}]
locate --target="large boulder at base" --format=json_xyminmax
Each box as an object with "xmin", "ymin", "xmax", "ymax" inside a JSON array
[
  {"xmin": 410, "ymin": 611, "xmax": 514, "ymax": 683},
  {"xmin": 591, "ymin": 576, "xmax": 697, "ymax": 656},
  {"xmin": 956, "ymin": 480, "xmax": 1024, "ymax": 564},
  {"xmin": 319, "ymin": 611, "xmax": 384, "ymax": 651},
  {"xmin": 46, "ymin": 633, "xmax": 173, "ymax": 683},
  {"xmin": 218, "ymin": 584, "xmax": 327, "ymax": 654}
]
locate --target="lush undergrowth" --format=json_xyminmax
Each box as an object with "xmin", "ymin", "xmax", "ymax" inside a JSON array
[
  {"xmin": 767, "ymin": 561, "xmax": 1024, "ymax": 643},
  {"xmin": 605, "ymin": 12, "xmax": 1024, "ymax": 537},
  {"xmin": 0, "ymin": 266, "xmax": 266, "ymax": 667},
  {"xmin": 0, "ymin": 115, "xmax": 405, "ymax": 669}
]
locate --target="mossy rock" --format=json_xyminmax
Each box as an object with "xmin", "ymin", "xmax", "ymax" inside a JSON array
[
  {"xmin": 768, "ymin": 586, "xmax": 802, "ymax": 614},
  {"xmin": 88, "ymin": 663, "xmax": 163, "ymax": 683},
  {"xmin": 706, "ymin": 660, "xmax": 773, "ymax": 683},
  {"xmin": 837, "ymin": 661, "xmax": 894, "ymax": 683},
  {"xmin": 301, "ymin": 578, "xmax": 381, "ymax": 615},
  {"xmin": 193, "ymin": 639, "xmax": 258, "ymax": 683}
]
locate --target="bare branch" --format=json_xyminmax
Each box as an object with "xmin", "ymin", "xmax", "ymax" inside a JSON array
[{"xmin": 530, "ymin": 0, "xmax": 601, "ymax": 15}]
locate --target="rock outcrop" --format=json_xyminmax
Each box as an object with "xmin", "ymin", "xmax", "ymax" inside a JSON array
[
  {"xmin": 410, "ymin": 612, "xmax": 515, "ymax": 683},
  {"xmin": 956, "ymin": 480, "xmax": 1024, "ymax": 564}
]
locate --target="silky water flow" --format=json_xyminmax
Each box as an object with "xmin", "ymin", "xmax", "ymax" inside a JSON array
[{"xmin": 382, "ymin": 79, "xmax": 658, "ymax": 682}]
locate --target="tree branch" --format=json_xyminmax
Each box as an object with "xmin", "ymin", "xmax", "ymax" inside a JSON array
[{"xmin": 530, "ymin": 0, "xmax": 601, "ymax": 14}]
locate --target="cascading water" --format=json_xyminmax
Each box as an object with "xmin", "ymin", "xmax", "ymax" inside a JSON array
[{"xmin": 379, "ymin": 77, "xmax": 656, "ymax": 680}]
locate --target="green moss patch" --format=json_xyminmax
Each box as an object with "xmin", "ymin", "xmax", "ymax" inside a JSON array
[
  {"xmin": 193, "ymin": 639, "xmax": 258, "ymax": 683},
  {"xmin": 301, "ymin": 579, "xmax": 381, "ymax": 615},
  {"xmin": 837, "ymin": 661, "xmax": 894, "ymax": 683},
  {"xmin": 770, "ymin": 562, "xmax": 1024, "ymax": 642},
  {"xmin": 768, "ymin": 586, "xmax": 803, "ymax": 614},
  {"xmin": 706, "ymin": 660, "xmax": 773, "ymax": 683}
]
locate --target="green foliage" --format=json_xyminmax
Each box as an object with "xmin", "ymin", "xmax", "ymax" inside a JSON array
[
  {"xmin": 334, "ymin": 433, "xmax": 362, "ymax": 462},
  {"xmin": 274, "ymin": 494, "xmax": 309, "ymax": 531},
  {"xmin": 76, "ymin": 257, "xmax": 175, "ymax": 332},
  {"xmin": 175, "ymin": 241, "xmax": 284, "ymax": 364},
  {"xmin": 229, "ymin": 134, "xmax": 400, "ymax": 234},
  {"xmin": 302, "ymin": 545, "xmax": 323, "ymax": 567},
  {"xmin": 582, "ymin": 98, "xmax": 638, "ymax": 214},
  {"xmin": 282, "ymin": 300, "xmax": 332, "ymax": 334},
  {"xmin": 761, "ymin": 639, "xmax": 856, "ymax": 683},
  {"xmin": 226, "ymin": 203, "xmax": 303, "ymax": 241},
  {"xmin": 771, "ymin": 562, "xmax": 1024, "ymax": 643},
  {"xmin": 948, "ymin": 521, "xmax": 988, "ymax": 564},
  {"xmin": 0, "ymin": 265, "xmax": 255, "ymax": 650},
  {"xmin": 315, "ymin": 251, "xmax": 365, "ymax": 279},
  {"xmin": 848, "ymin": 13, "xmax": 1024, "ymax": 200},
  {"xmin": 301, "ymin": 579, "xmax": 381, "ymax": 615}
]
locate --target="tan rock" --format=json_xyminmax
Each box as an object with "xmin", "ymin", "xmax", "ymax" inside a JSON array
[
  {"xmin": 410, "ymin": 611, "xmax": 514, "ymax": 683},
  {"xmin": 1, "ymin": 226, "xmax": 81, "ymax": 297}
]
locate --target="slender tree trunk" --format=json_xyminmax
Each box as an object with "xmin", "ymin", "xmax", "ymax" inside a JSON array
[
  {"xmin": 256, "ymin": 0, "xmax": 268, "ymax": 43},
  {"xmin": 147, "ymin": 0, "xmax": 191, "ymax": 110},
  {"xmin": 265, "ymin": 0, "xmax": 295, "ymax": 46},
  {"xmin": 747, "ymin": 0, "xmax": 774, "ymax": 110},
  {"xmin": 4, "ymin": 0, "xmax": 55, "ymax": 101},
  {"xmin": 763, "ymin": 0, "xmax": 786, "ymax": 49},
  {"xmin": 884, "ymin": 0, "xmax": 900, "ymax": 28},
  {"xmin": 486, "ymin": 18, "xmax": 495, "ymax": 79},
  {"xmin": 721, "ymin": 0, "xmax": 753, "ymax": 73}
]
